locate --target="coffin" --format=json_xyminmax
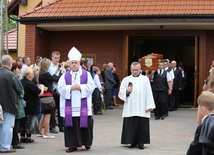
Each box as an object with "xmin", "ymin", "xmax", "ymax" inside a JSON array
[
  {"xmin": 147, "ymin": 53, "xmax": 164, "ymax": 60},
  {"xmin": 141, "ymin": 53, "xmax": 163, "ymax": 71}
]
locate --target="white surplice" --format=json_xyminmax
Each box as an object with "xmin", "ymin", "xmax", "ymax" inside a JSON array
[
  {"xmin": 58, "ymin": 67, "xmax": 95, "ymax": 117},
  {"xmin": 118, "ymin": 74, "xmax": 156, "ymax": 118}
]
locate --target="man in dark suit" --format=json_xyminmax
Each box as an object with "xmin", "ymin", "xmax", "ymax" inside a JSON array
[
  {"xmin": 151, "ymin": 61, "xmax": 173, "ymax": 120},
  {"xmin": 171, "ymin": 60, "xmax": 183, "ymax": 111},
  {"xmin": 104, "ymin": 62, "xmax": 116, "ymax": 109}
]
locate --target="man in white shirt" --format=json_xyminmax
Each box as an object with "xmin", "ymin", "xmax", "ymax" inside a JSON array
[
  {"xmin": 20, "ymin": 56, "xmax": 31, "ymax": 80},
  {"xmin": 48, "ymin": 51, "xmax": 63, "ymax": 133}
]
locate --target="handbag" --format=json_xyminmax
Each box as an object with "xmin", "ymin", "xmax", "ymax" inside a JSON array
[{"xmin": 40, "ymin": 92, "xmax": 55, "ymax": 110}]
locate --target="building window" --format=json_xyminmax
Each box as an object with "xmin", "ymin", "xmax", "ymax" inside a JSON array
[{"xmin": 82, "ymin": 54, "xmax": 96, "ymax": 65}]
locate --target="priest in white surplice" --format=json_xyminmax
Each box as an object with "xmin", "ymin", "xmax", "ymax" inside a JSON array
[
  {"xmin": 58, "ymin": 47, "xmax": 95, "ymax": 153},
  {"xmin": 118, "ymin": 62, "xmax": 156, "ymax": 150}
]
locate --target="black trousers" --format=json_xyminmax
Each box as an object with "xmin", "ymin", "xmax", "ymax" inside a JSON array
[
  {"xmin": 153, "ymin": 91, "xmax": 168, "ymax": 118},
  {"xmin": 105, "ymin": 89, "xmax": 113, "ymax": 108},
  {"xmin": 169, "ymin": 89, "xmax": 180, "ymax": 110},
  {"xmin": 12, "ymin": 119, "xmax": 20, "ymax": 146},
  {"xmin": 50, "ymin": 93, "xmax": 64, "ymax": 129},
  {"xmin": 92, "ymin": 88, "xmax": 101, "ymax": 113}
]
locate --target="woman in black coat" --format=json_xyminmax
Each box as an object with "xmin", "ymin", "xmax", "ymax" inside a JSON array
[{"xmin": 20, "ymin": 67, "xmax": 45, "ymax": 143}]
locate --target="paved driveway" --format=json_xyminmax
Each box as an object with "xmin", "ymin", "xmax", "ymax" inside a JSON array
[{"xmin": 15, "ymin": 107, "xmax": 197, "ymax": 155}]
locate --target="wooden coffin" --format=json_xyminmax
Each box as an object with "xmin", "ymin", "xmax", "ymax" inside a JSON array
[
  {"xmin": 141, "ymin": 53, "xmax": 163, "ymax": 71},
  {"xmin": 147, "ymin": 53, "xmax": 164, "ymax": 61}
]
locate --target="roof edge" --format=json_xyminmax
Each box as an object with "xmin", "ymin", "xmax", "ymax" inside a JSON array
[
  {"xmin": 19, "ymin": 15, "xmax": 214, "ymax": 24},
  {"xmin": 8, "ymin": 0, "xmax": 20, "ymax": 15},
  {"xmin": 19, "ymin": 0, "xmax": 61, "ymax": 18}
]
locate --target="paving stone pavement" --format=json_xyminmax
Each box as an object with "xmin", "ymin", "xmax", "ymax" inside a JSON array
[{"xmin": 14, "ymin": 107, "xmax": 197, "ymax": 155}]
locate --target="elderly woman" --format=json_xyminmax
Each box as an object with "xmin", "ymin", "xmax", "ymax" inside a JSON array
[
  {"xmin": 38, "ymin": 58, "xmax": 61, "ymax": 139},
  {"xmin": 11, "ymin": 63, "xmax": 25, "ymax": 149},
  {"xmin": 20, "ymin": 67, "xmax": 45, "ymax": 143},
  {"xmin": 29, "ymin": 64, "xmax": 40, "ymax": 84}
]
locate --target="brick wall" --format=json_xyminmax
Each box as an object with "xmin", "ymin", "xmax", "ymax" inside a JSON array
[
  {"xmin": 25, "ymin": 24, "xmax": 36, "ymax": 62},
  {"xmin": 25, "ymin": 25, "xmax": 50, "ymax": 62},
  {"xmin": 49, "ymin": 31, "xmax": 124, "ymax": 79},
  {"xmin": 36, "ymin": 28, "xmax": 50, "ymax": 59}
]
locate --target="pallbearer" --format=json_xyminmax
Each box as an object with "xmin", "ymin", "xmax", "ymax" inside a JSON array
[
  {"xmin": 119, "ymin": 62, "xmax": 156, "ymax": 149},
  {"xmin": 58, "ymin": 47, "xmax": 95, "ymax": 153}
]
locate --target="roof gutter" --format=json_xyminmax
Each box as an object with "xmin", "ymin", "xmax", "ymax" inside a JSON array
[{"xmin": 18, "ymin": 14, "xmax": 214, "ymax": 24}]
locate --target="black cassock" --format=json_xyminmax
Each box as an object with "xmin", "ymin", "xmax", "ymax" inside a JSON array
[
  {"xmin": 64, "ymin": 116, "xmax": 93, "ymax": 148},
  {"xmin": 121, "ymin": 116, "xmax": 150, "ymax": 145}
]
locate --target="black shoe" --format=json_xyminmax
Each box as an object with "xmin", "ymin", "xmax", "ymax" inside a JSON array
[
  {"xmin": 94, "ymin": 112, "xmax": 100, "ymax": 115},
  {"xmin": 0, "ymin": 149, "xmax": 16, "ymax": 153},
  {"xmin": 155, "ymin": 117, "xmax": 160, "ymax": 120},
  {"xmin": 85, "ymin": 146, "xmax": 91, "ymax": 150},
  {"xmin": 25, "ymin": 138, "xmax": 34, "ymax": 143},
  {"xmin": 106, "ymin": 107, "xmax": 113, "ymax": 110},
  {"xmin": 129, "ymin": 144, "xmax": 137, "ymax": 148},
  {"xmin": 13, "ymin": 144, "xmax": 25, "ymax": 149},
  {"xmin": 59, "ymin": 127, "xmax": 64, "ymax": 132},
  {"xmin": 20, "ymin": 137, "xmax": 26, "ymax": 143},
  {"xmin": 50, "ymin": 128, "xmax": 59, "ymax": 134},
  {"xmin": 160, "ymin": 116, "xmax": 165, "ymax": 120},
  {"xmin": 138, "ymin": 144, "xmax": 144, "ymax": 149},
  {"xmin": 66, "ymin": 148, "xmax": 77, "ymax": 153}
]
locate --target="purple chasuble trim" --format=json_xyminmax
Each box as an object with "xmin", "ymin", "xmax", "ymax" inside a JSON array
[{"xmin": 64, "ymin": 69, "xmax": 88, "ymax": 128}]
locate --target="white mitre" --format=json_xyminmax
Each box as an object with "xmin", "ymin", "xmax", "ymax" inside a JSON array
[{"xmin": 68, "ymin": 47, "xmax": 82, "ymax": 61}]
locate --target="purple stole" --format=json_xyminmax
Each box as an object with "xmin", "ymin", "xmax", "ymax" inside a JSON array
[{"xmin": 64, "ymin": 69, "xmax": 88, "ymax": 128}]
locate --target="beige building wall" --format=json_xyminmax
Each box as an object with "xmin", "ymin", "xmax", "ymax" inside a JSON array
[{"xmin": 18, "ymin": 0, "xmax": 53, "ymax": 56}]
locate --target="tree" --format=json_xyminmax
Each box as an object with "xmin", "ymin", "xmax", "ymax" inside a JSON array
[{"xmin": 8, "ymin": 15, "xmax": 17, "ymax": 31}]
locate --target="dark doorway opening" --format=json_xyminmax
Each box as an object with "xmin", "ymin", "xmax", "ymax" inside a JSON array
[{"xmin": 128, "ymin": 36, "xmax": 195, "ymax": 106}]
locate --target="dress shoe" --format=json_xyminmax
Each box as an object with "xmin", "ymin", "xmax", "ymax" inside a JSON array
[
  {"xmin": 50, "ymin": 128, "xmax": 59, "ymax": 134},
  {"xmin": 160, "ymin": 116, "xmax": 165, "ymax": 120},
  {"xmin": 13, "ymin": 144, "xmax": 25, "ymax": 149},
  {"xmin": 94, "ymin": 112, "xmax": 100, "ymax": 115},
  {"xmin": 25, "ymin": 138, "xmax": 34, "ymax": 143},
  {"xmin": 66, "ymin": 148, "xmax": 77, "ymax": 153},
  {"xmin": 0, "ymin": 149, "xmax": 16, "ymax": 153},
  {"xmin": 138, "ymin": 144, "xmax": 144, "ymax": 149},
  {"xmin": 155, "ymin": 117, "xmax": 160, "ymax": 120},
  {"xmin": 59, "ymin": 127, "xmax": 64, "ymax": 132},
  {"xmin": 129, "ymin": 144, "xmax": 137, "ymax": 148},
  {"xmin": 85, "ymin": 146, "xmax": 91, "ymax": 150},
  {"xmin": 20, "ymin": 137, "xmax": 26, "ymax": 143},
  {"xmin": 20, "ymin": 137, "xmax": 34, "ymax": 143}
]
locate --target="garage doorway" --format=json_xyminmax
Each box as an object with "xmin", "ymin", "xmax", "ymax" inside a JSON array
[{"xmin": 128, "ymin": 36, "xmax": 196, "ymax": 106}]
